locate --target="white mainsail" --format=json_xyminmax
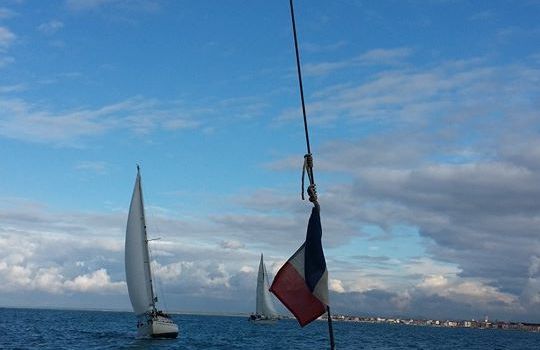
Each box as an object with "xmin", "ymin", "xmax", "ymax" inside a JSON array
[
  {"xmin": 256, "ymin": 254, "xmax": 278, "ymax": 318},
  {"xmin": 125, "ymin": 168, "xmax": 156, "ymax": 315}
]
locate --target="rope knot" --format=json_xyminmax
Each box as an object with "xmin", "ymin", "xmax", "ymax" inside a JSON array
[
  {"xmin": 304, "ymin": 153, "xmax": 313, "ymax": 169},
  {"xmin": 301, "ymin": 153, "xmax": 318, "ymax": 206},
  {"xmin": 307, "ymin": 184, "xmax": 318, "ymax": 203}
]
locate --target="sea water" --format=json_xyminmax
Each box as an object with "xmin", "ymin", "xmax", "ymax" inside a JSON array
[{"xmin": 1, "ymin": 308, "xmax": 538, "ymax": 349}]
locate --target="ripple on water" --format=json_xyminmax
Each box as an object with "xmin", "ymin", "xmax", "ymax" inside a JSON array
[{"xmin": 1, "ymin": 309, "xmax": 539, "ymax": 349}]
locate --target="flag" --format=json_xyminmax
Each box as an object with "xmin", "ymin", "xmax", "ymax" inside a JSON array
[{"xmin": 270, "ymin": 206, "xmax": 328, "ymax": 326}]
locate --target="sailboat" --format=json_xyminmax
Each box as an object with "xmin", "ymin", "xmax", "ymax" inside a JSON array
[
  {"xmin": 125, "ymin": 165, "xmax": 179, "ymax": 338},
  {"xmin": 249, "ymin": 254, "xmax": 279, "ymax": 324}
]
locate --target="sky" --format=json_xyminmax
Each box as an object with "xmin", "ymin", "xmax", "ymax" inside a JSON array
[{"xmin": 0, "ymin": 0, "xmax": 539, "ymax": 323}]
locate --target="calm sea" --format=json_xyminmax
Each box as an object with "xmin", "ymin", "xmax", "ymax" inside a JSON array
[{"xmin": 1, "ymin": 308, "xmax": 538, "ymax": 349}]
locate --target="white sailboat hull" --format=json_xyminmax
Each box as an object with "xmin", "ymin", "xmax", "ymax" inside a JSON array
[
  {"xmin": 249, "ymin": 315, "xmax": 277, "ymax": 324},
  {"xmin": 137, "ymin": 315, "xmax": 179, "ymax": 338}
]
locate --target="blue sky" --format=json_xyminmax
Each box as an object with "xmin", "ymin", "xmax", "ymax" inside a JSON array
[{"xmin": 1, "ymin": 0, "xmax": 539, "ymax": 322}]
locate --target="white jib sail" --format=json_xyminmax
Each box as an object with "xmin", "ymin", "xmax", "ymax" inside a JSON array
[
  {"xmin": 125, "ymin": 171, "xmax": 155, "ymax": 315},
  {"xmin": 256, "ymin": 254, "xmax": 278, "ymax": 317}
]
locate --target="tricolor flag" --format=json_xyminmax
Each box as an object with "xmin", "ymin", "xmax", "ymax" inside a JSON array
[{"xmin": 270, "ymin": 206, "xmax": 328, "ymax": 326}]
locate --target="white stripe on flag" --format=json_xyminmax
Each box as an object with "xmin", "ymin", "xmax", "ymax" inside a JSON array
[
  {"xmin": 313, "ymin": 269, "xmax": 329, "ymax": 305},
  {"xmin": 288, "ymin": 245, "xmax": 306, "ymax": 280}
]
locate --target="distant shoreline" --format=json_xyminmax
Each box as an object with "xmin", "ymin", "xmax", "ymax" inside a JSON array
[
  {"xmin": 0, "ymin": 305, "xmax": 252, "ymax": 318},
  {"xmin": 2, "ymin": 305, "xmax": 539, "ymax": 332},
  {"xmin": 324, "ymin": 315, "xmax": 540, "ymax": 333}
]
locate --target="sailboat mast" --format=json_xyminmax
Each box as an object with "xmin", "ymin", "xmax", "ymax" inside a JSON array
[{"xmin": 137, "ymin": 165, "xmax": 157, "ymax": 310}]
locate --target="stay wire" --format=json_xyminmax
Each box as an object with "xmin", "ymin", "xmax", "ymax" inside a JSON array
[
  {"xmin": 289, "ymin": 0, "xmax": 318, "ymax": 206},
  {"xmin": 289, "ymin": 1, "xmax": 333, "ymax": 349}
]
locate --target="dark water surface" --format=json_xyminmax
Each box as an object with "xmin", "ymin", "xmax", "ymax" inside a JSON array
[{"xmin": 1, "ymin": 308, "xmax": 538, "ymax": 349}]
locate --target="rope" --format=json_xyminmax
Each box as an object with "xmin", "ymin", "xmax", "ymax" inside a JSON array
[
  {"xmin": 289, "ymin": 0, "xmax": 311, "ymax": 156},
  {"xmin": 290, "ymin": 1, "xmax": 331, "ymax": 347},
  {"xmin": 289, "ymin": 0, "xmax": 319, "ymax": 208},
  {"xmin": 301, "ymin": 153, "xmax": 318, "ymax": 206}
]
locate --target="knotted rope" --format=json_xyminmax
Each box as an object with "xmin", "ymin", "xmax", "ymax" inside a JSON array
[
  {"xmin": 301, "ymin": 153, "xmax": 318, "ymax": 206},
  {"xmin": 289, "ymin": 1, "xmax": 333, "ymax": 347}
]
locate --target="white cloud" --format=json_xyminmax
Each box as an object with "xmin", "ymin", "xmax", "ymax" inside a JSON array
[
  {"xmin": 0, "ymin": 203, "xmax": 142, "ymax": 295},
  {"xmin": 390, "ymin": 290, "xmax": 412, "ymax": 310},
  {"xmin": 357, "ymin": 47, "xmax": 413, "ymax": 64},
  {"xmin": 304, "ymin": 60, "xmax": 352, "ymax": 77},
  {"xmin": 0, "ymin": 84, "xmax": 25, "ymax": 93},
  {"xmin": 329, "ymin": 278, "xmax": 345, "ymax": 293},
  {"xmin": 0, "ymin": 260, "xmax": 124, "ymax": 295},
  {"xmin": 151, "ymin": 261, "xmax": 184, "ymax": 282},
  {"xmin": 345, "ymin": 276, "xmax": 387, "ymax": 293},
  {"xmin": 0, "ymin": 98, "xmax": 114, "ymax": 144},
  {"xmin": 65, "ymin": 0, "xmax": 161, "ymax": 13},
  {"xmin": 522, "ymin": 277, "xmax": 540, "ymax": 305},
  {"xmin": 240, "ymin": 266, "xmax": 254, "ymax": 274},
  {"xmin": 418, "ymin": 275, "xmax": 448, "ymax": 289},
  {"xmin": 66, "ymin": 0, "xmax": 117, "ymax": 11},
  {"xmin": 0, "ymin": 97, "xmax": 202, "ymax": 146},
  {"xmin": 37, "ymin": 20, "xmax": 64, "ymax": 35},
  {"xmin": 402, "ymin": 257, "xmax": 460, "ymax": 279},
  {"xmin": 0, "ymin": 56, "xmax": 14, "ymax": 68},
  {"xmin": 0, "ymin": 197, "xmax": 271, "ymax": 311},
  {"xmin": 33, "ymin": 267, "xmax": 65, "ymax": 294},
  {"xmin": 529, "ymin": 256, "xmax": 540, "ymax": 277},
  {"xmin": 469, "ymin": 10, "xmax": 497, "ymax": 21},
  {"xmin": 220, "ymin": 240, "xmax": 245, "ymax": 250},
  {"xmin": 162, "ymin": 118, "xmax": 200, "ymax": 130},
  {"xmin": 64, "ymin": 268, "xmax": 125, "ymax": 293},
  {"xmin": 417, "ymin": 275, "xmax": 517, "ymax": 306},
  {"xmin": 0, "ymin": 8, "xmax": 16, "ymax": 19},
  {"xmin": 281, "ymin": 57, "xmax": 539, "ymax": 129},
  {"xmin": 0, "ymin": 26, "xmax": 15, "ymax": 50},
  {"xmin": 75, "ymin": 161, "xmax": 108, "ymax": 175},
  {"xmin": 152, "ymin": 260, "xmax": 235, "ymax": 293},
  {"xmin": 303, "ymin": 47, "xmax": 412, "ymax": 76},
  {"xmin": 522, "ymin": 256, "xmax": 540, "ymax": 305},
  {"xmin": 0, "ymin": 91, "xmax": 270, "ymax": 146},
  {"xmin": 302, "ymin": 40, "xmax": 347, "ymax": 53}
]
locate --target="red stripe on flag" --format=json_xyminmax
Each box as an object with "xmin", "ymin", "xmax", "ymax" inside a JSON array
[{"xmin": 270, "ymin": 261, "xmax": 326, "ymax": 327}]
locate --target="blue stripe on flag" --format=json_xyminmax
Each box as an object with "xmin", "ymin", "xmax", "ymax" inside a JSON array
[{"xmin": 304, "ymin": 206, "xmax": 326, "ymax": 292}]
